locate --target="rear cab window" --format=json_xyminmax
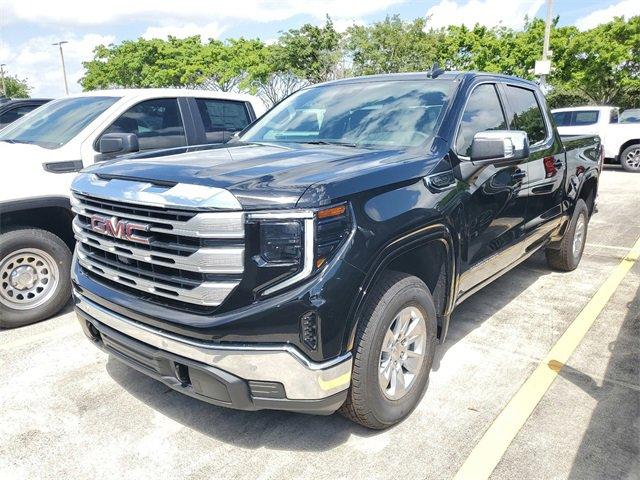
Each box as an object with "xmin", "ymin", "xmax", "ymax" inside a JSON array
[{"xmin": 574, "ymin": 110, "xmax": 599, "ymax": 126}]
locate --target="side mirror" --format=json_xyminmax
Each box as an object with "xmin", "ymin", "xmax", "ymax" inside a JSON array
[
  {"xmin": 99, "ymin": 133, "xmax": 139, "ymax": 155},
  {"xmin": 470, "ymin": 130, "xmax": 530, "ymax": 163}
]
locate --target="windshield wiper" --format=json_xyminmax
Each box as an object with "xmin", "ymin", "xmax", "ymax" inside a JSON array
[
  {"xmin": 298, "ymin": 140, "xmax": 360, "ymax": 148},
  {"xmin": 1, "ymin": 139, "xmax": 35, "ymax": 144}
]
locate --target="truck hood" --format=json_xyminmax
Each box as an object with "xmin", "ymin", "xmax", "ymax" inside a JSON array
[
  {"xmin": 0, "ymin": 141, "xmax": 78, "ymax": 162},
  {"xmin": 87, "ymin": 142, "xmax": 441, "ymax": 209}
]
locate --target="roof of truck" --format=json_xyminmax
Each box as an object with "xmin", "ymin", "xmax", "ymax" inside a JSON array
[
  {"xmin": 65, "ymin": 88, "xmax": 259, "ymax": 103},
  {"xmin": 320, "ymin": 71, "xmax": 539, "ymax": 87},
  {"xmin": 552, "ymin": 106, "xmax": 618, "ymax": 113}
]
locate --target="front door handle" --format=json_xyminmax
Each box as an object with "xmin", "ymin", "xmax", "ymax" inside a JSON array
[{"xmin": 511, "ymin": 169, "xmax": 527, "ymax": 180}]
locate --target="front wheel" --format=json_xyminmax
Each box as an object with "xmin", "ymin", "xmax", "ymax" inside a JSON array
[
  {"xmin": 0, "ymin": 229, "xmax": 72, "ymax": 328},
  {"xmin": 620, "ymin": 144, "xmax": 640, "ymax": 172},
  {"xmin": 339, "ymin": 272, "xmax": 437, "ymax": 429}
]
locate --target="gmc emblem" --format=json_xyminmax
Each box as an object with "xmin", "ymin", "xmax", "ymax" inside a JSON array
[{"xmin": 90, "ymin": 215, "xmax": 150, "ymax": 245}]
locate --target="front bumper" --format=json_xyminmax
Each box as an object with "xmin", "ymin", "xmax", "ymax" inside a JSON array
[{"xmin": 74, "ymin": 292, "xmax": 352, "ymax": 414}]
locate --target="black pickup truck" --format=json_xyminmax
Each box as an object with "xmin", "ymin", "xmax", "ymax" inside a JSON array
[{"xmin": 70, "ymin": 71, "xmax": 601, "ymax": 429}]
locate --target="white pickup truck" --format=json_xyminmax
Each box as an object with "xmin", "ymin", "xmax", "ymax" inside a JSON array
[
  {"xmin": 552, "ymin": 106, "xmax": 640, "ymax": 172},
  {"xmin": 0, "ymin": 89, "xmax": 265, "ymax": 327}
]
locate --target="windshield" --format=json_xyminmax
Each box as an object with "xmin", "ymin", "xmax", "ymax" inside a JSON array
[
  {"xmin": 241, "ymin": 80, "xmax": 455, "ymax": 149},
  {"xmin": 0, "ymin": 96, "xmax": 119, "ymax": 149}
]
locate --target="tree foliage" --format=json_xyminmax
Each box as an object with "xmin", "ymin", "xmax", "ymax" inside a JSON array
[
  {"xmin": 2, "ymin": 73, "xmax": 31, "ymax": 98},
  {"xmin": 80, "ymin": 14, "xmax": 640, "ymax": 109}
]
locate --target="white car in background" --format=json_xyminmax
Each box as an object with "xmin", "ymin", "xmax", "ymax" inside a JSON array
[
  {"xmin": 551, "ymin": 106, "xmax": 640, "ymax": 173},
  {"xmin": 0, "ymin": 89, "xmax": 265, "ymax": 327}
]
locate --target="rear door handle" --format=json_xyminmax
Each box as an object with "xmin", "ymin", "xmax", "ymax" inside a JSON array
[{"xmin": 511, "ymin": 170, "xmax": 527, "ymax": 180}]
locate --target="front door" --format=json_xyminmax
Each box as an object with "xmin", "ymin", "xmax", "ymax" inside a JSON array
[{"xmin": 454, "ymin": 83, "xmax": 530, "ymax": 295}]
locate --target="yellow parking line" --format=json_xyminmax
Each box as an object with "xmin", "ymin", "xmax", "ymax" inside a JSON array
[{"xmin": 453, "ymin": 236, "xmax": 640, "ymax": 480}]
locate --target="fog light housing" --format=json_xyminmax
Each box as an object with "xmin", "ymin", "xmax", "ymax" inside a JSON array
[{"xmin": 301, "ymin": 311, "xmax": 318, "ymax": 350}]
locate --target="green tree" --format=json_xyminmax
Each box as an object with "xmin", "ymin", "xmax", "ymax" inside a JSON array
[
  {"xmin": 551, "ymin": 16, "xmax": 640, "ymax": 105},
  {"xmin": 346, "ymin": 15, "xmax": 439, "ymax": 75},
  {"xmin": 273, "ymin": 16, "xmax": 342, "ymax": 83},
  {"xmin": 2, "ymin": 73, "xmax": 31, "ymax": 98}
]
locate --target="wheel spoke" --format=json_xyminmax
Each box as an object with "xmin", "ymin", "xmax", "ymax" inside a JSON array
[{"xmin": 403, "ymin": 351, "xmax": 422, "ymax": 373}]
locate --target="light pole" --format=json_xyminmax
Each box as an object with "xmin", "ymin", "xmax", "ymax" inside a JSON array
[
  {"xmin": 52, "ymin": 41, "xmax": 69, "ymax": 95},
  {"xmin": 537, "ymin": 0, "xmax": 554, "ymax": 90},
  {"xmin": 0, "ymin": 64, "xmax": 6, "ymax": 97}
]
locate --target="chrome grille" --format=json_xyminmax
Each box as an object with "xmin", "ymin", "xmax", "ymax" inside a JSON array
[{"xmin": 71, "ymin": 175, "xmax": 245, "ymax": 308}]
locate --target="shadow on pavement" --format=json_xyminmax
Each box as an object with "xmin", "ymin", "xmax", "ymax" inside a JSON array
[
  {"xmin": 564, "ymin": 281, "xmax": 640, "ymax": 479},
  {"xmin": 106, "ymin": 250, "xmax": 550, "ymax": 451}
]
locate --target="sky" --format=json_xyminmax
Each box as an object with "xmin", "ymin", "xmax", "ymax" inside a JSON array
[{"xmin": 1, "ymin": 0, "xmax": 638, "ymax": 98}]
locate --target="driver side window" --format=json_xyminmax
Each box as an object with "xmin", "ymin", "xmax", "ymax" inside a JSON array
[
  {"xmin": 102, "ymin": 98, "xmax": 186, "ymax": 151},
  {"xmin": 456, "ymin": 84, "xmax": 507, "ymax": 157}
]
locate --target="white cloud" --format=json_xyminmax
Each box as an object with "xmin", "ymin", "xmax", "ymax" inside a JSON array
[
  {"xmin": 2, "ymin": 0, "xmax": 405, "ymax": 26},
  {"xmin": 1, "ymin": 33, "xmax": 115, "ymax": 98},
  {"xmin": 425, "ymin": 0, "xmax": 544, "ymax": 29},
  {"xmin": 575, "ymin": 0, "xmax": 640, "ymax": 30},
  {"xmin": 142, "ymin": 21, "xmax": 226, "ymax": 40},
  {"xmin": 332, "ymin": 18, "xmax": 366, "ymax": 33}
]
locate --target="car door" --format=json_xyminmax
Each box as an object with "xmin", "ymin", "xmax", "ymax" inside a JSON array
[
  {"xmin": 502, "ymin": 84, "xmax": 564, "ymax": 242},
  {"xmin": 193, "ymin": 98, "xmax": 253, "ymax": 144},
  {"xmin": 95, "ymin": 98, "xmax": 188, "ymax": 154},
  {"xmin": 454, "ymin": 83, "xmax": 530, "ymax": 294}
]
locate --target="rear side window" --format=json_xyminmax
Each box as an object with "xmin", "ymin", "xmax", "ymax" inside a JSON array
[
  {"xmin": 103, "ymin": 98, "xmax": 186, "ymax": 151},
  {"xmin": 195, "ymin": 99, "xmax": 251, "ymax": 144},
  {"xmin": 504, "ymin": 86, "xmax": 547, "ymax": 145},
  {"xmin": 456, "ymin": 84, "xmax": 507, "ymax": 157},
  {"xmin": 574, "ymin": 110, "xmax": 599, "ymax": 126}
]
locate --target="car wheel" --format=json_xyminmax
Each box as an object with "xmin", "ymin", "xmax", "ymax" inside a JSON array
[
  {"xmin": 339, "ymin": 271, "xmax": 437, "ymax": 429},
  {"xmin": 0, "ymin": 229, "xmax": 72, "ymax": 328},
  {"xmin": 546, "ymin": 199, "xmax": 589, "ymax": 272},
  {"xmin": 621, "ymin": 144, "xmax": 640, "ymax": 172}
]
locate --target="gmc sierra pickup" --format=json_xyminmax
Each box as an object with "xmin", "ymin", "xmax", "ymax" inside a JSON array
[{"xmin": 71, "ymin": 71, "xmax": 601, "ymax": 429}]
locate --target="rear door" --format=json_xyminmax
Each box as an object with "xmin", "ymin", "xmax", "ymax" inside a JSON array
[
  {"xmin": 455, "ymin": 83, "xmax": 530, "ymax": 294},
  {"xmin": 192, "ymin": 98, "xmax": 253, "ymax": 144},
  {"xmin": 502, "ymin": 84, "xmax": 564, "ymax": 242}
]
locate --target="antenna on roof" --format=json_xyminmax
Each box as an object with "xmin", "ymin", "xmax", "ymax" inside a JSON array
[{"xmin": 426, "ymin": 62, "xmax": 445, "ymax": 79}]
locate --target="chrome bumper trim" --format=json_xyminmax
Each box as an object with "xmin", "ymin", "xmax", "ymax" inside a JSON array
[{"xmin": 74, "ymin": 293, "xmax": 352, "ymax": 400}]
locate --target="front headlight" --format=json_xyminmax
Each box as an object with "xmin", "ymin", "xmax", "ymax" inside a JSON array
[{"xmin": 248, "ymin": 204, "xmax": 352, "ymax": 297}]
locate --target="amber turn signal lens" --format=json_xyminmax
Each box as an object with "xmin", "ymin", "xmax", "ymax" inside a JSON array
[
  {"xmin": 317, "ymin": 204, "xmax": 346, "ymax": 219},
  {"xmin": 316, "ymin": 257, "xmax": 326, "ymax": 268}
]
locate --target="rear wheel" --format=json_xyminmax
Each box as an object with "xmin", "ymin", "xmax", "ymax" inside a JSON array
[
  {"xmin": 339, "ymin": 271, "xmax": 437, "ymax": 429},
  {"xmin": 546, "ymin": 199, "xmax": 589, "ymax": 272},
  {"xmin": 0, "ymin": 229, "xmax": 72, "ymax": 328},
  {"xmin": 621, "ymin": 144, "xmax": 640, "ymax": 172}
]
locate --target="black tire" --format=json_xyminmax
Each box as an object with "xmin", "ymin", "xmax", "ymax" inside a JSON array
[
  {"xmin": 339, "ymin": 271, "xmax": 437, "ymax": 429},
  {"xmin": 546, "ymin": 199, "xmax": 589, "ymax": 272},
  {"xmin": 620, "ymin": 144, "xmax": 640, "ymax": 172},
  {"xmin": 0, "ymin": 229, "xmax": 72, "ymax": 328}
]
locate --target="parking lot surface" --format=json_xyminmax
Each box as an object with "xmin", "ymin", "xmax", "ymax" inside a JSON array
[{"xmin": 1, "ymin": 167, "xmax": 638, "ymax": 480}]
